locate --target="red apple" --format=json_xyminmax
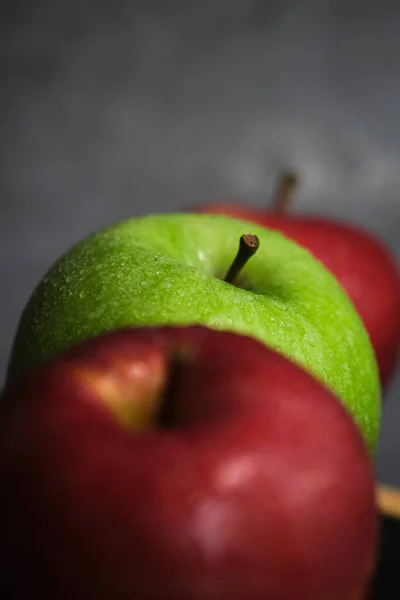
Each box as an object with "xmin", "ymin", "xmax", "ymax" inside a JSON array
[
  {"xmin": 193, "ymin": 172, "xmax": 400, "ymax": 391},
  {"xmin": 0, "ymin": 326, "xmax": 377, "ymax": 600}
]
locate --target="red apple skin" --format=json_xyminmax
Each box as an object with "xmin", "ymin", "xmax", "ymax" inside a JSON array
[
  {"xmin": 194, "ymin": 203, "xmax": 400, "ymax": 391},
  {"xmin": 0, "ymin": 326, "xmax": 377, "ymax": 600}
]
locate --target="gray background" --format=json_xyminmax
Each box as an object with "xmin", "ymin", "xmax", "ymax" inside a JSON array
[{"xmin": 1, "ymin": 0, "xmax": 399, "ymax": 483}]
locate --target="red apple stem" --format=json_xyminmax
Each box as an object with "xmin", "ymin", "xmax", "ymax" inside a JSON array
[
  {"xmin": 272, "ymin": 169, "xmax": 299, "ymax": 214},
  {"xmin": 224, "ymin": 234, "xmax": 260, "ymax": 286},
  {"xmin": 155, "ymin": 348, "xmax": 196, "ymax": 428},
  {"xmin": 156, "ymin": 358, "xmax": 183, "ymax": 428}
]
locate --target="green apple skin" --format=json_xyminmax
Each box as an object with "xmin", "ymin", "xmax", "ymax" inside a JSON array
[{"xmin": 6, "ymin": 213, "xmax": 380, "ymax": 452}]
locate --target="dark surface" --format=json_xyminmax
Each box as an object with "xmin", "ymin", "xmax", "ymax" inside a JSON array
[
  {"xmin": 369, "ymin": 515, "xmax": 400, "ymax": 598},
  {"xmin": 1, "ymin": 1, "xmax": 400, "ymax": 484}
]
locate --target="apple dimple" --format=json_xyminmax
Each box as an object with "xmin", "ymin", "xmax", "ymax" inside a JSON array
[
  {"xmin": 69, "ymin": 342, "xmax": 201, "ymax": 433},
  {"xmin": 70, "ymin": 352, "xmax": 168, "ymax": 432}
]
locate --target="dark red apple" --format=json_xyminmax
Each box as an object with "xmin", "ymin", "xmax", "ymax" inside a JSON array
[
  {"xmin": 193, "ymin": 172, "xmax": 400, "ymax": 391},
  {"xmin": 0, "ymin": 325, "xmax": 377, "ymax": 600}
]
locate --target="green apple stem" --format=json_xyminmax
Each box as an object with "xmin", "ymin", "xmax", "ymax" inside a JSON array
[
  {"xmin": 224, "ymin": 234, "xmax": 260, "ymax": 286},
  {"xmin": 272, "ymin": 169, "xmax": 299, "ymax": 214}
]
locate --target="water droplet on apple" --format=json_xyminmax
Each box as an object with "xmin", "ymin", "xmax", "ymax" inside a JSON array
[
  {"xmin": 304, "ymin": 333, "xmax": 316, "ymax": 347},
  {"xmin": 303, "ymin": 324, "xmax": 317, "ymax": 346},
  {"xmin": 65, "ymin": 276, "xmax": 71, "ymax": 283},
  {"xmin": 78, "ymin": 290, "xmax": 86, "ymax": 299},
  {"xmin": 270, "ymin": 317, "xmax": 275, "ymax": 322}
]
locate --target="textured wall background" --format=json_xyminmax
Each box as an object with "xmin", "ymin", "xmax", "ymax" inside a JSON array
[{"xmin": 1, "ymin": 0, "xmax": 400, "ymax": 482}]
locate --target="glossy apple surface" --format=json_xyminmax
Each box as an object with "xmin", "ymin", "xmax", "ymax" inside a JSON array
[
  {"xmin": 0, "ymin": 326, "xmax": 378, "ymax": 600},
  {"xmin": 6, "ymin": 213, "xmax": 380, "ymax": 451}
]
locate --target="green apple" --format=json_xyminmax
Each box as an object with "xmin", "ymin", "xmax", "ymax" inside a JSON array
[{"xmin": 6, "ymin": 213, "xmax": 380, "ymax": 452}]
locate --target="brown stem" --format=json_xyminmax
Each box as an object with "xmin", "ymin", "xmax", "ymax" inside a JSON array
[
  {"xmin": 155, "ymin": 356, "xmax": 183, "ymax": 429},
  {"xmin": 272, "ymin": 169, "xmax": 299, "ymax": 214},
  {"xmin": 224, "ymin": 234, "xmax": 260, "ymax": 285}
]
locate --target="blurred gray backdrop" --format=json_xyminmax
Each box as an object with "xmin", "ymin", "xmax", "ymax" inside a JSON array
[{"xmin": 1, "ymin": 0, "xmax": 399, "ymax": 482}]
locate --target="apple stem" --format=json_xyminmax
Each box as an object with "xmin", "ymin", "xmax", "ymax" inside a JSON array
[
  {"xmin": 156, "ymin": 355, "xmax": 185, "ymax": 428},
  {"xmin": 224, "ymin": 234, "xmax": 260, "ymax": 286},
  {"xmin": 272, "ymin": 169, "xmax": 299, "ymax": 214}
]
